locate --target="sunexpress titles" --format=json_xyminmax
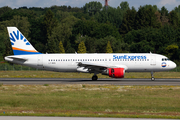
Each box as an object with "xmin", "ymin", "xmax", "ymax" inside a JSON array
[{"xmin": 113, "ymin": 55, "xmax": 147, "ymax": 60}]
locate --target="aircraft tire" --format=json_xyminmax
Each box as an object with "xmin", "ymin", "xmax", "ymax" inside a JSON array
[
  {"xmin": 151, "ymin": 77, "xmax": 155, "ymax": 81},
  {"xmin": 92, "ymin": 75, "xmax": 98, "ymax": 81}
]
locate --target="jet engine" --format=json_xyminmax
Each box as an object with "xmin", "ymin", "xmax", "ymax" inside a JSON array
[{"xmin": 102, "ymin": 68, "xmax": 125, "ymax": 78}]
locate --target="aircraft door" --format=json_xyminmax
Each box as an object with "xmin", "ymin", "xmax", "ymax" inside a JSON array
[
  {"xmin": 150, "ymin": 55, "xmax": 156, "ymax": 66},
  {"xmin": 37, "ymin": 55, "xmax": 43, "ymax": 66}
]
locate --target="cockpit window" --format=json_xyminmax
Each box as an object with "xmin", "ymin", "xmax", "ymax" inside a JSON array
[{"xmin": 162, "ymin": 58, "xmax": 170, "ymax": 61}]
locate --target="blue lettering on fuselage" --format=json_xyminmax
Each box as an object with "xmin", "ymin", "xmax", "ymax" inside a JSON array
[{"xmin": 113, "ymin": 55, "xmax": 146, "ymax": 60}]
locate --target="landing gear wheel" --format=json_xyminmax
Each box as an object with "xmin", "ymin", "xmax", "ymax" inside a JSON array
[
  {"xmin": 151, "ymin": 72, "xmax": 155, "ymax": 81},
  {"xmin": 92, "ymin": 75, "xmax": 98, "ymax": 81},
  {"xmin": 151, "ymin": 77, "xmax": 155, "ymax": 81}
]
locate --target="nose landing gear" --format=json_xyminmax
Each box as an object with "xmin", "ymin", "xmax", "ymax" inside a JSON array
[{"xmin": 151, "ymin": 72, "xmax": 155, "ymax": 81}]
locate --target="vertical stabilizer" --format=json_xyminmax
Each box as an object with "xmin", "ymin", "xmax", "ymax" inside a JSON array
[{"xmin": 7, "ymin": 27, "xmax": 41, "ymax": 55}]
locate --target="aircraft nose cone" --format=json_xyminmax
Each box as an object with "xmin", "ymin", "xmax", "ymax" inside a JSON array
[
  {"xmin": 169, "ymin": 61, "xmax": 176, "ymax": 69},
  {"xmin": 172, "ymin": 62, "xmax": 177, "ymax": 69}
]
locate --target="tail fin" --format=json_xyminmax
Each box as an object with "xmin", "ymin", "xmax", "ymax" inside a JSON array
[{"xmin": 7, "ymin": 27, "xmax": 41, "ymax": 55}]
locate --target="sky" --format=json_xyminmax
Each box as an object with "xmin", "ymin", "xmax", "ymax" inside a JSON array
[{"xmin": 0, "ymin": 0, "xmax": 180, "ymax": 12}]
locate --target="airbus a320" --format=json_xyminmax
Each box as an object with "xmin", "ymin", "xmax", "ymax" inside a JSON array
[{"xmin": 5, "ymin": 27, "xmax": 177, "ymax": 81}]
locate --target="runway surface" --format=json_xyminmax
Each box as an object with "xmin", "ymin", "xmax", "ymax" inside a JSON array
[
  {"xmin": 0, "ymin": 116, "xmax": 176, "ymax": 120},
  {"xmin": 0, "ymin": 78, "xmax": 180, "ymax": 85}
]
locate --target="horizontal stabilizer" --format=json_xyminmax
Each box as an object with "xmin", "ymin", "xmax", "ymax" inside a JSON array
[{"xmin": 5, "ymin": 56, "xmax": 28, "ymax": 61}]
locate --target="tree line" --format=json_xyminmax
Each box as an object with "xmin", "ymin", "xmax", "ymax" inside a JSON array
[{"xmin": 0, "ymin": 1, "xmax": 180, "ymax": 65}]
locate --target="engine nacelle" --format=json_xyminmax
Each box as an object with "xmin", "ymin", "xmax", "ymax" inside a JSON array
[{"xmin": 102, "ymin": 68, "xmax": 125, "ymax": 78}]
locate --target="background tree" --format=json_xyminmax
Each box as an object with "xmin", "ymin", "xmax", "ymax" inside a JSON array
[
  {"xmin": 168, "ymin": 10, "xmax": 179, "ymax": 27},
  {"xmin": 0, "ymin": 6, "xmax": 12, "ymax": 17},
  {"xmin": 160, "ymin": 6, "xmax": 168, "ymax": 16},
  {"xmin": 106, "ymin": 41, "xmax": 113, "ymax": 53},
  {"xmin": 120, "ymin": 7, "xmax": 136, "ymax": 35},
  {"xmin": 95, "ymin": 6, "xmax": 123, "ymax": 28},
  {"xmin": 120, "ymin": 1, "xmax": 129, "ymax": 15},
  {"xmin": 77, "ymin": 41, "xmax": 86, "ymax": 53},
  {"xmin": 135, "ymin": 5, "xmax": 161, "ymax": 29},
  {"xmin": 43, "ymin": 9, "xmax": 58, "ymax": 53},
  {"xmin": 95, "ymin": 36, "xmax": 121, "ymax": 53},
  {"xmin": 165, "ymin": 44, "xmax": 179, "ymax": 60},
  {"xmin": 43, "ymin": 9, "xmax": 58, "ymax": 39},
  {"xmin": 59, "ymin": 41, "xmax": 65, "ymax": 53},
  {"xmin": 83, "ymin": 1, "xmax": 102, "ymax": 16},
  {"xmin": 174, "ymin": 5, "xmax": 180, "ymax": 19}
]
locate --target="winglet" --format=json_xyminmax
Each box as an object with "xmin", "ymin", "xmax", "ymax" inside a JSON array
[{"xmin": 7, "ymin": 27, "xmax": 41, "ymax": 55}]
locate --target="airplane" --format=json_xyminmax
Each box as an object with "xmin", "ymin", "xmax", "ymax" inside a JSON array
[{"xmin": 5, "ymin": 27, "xmax": 177, "ymax": 81}]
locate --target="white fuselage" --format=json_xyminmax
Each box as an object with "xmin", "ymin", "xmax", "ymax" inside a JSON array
[{"xmin": 5, "ymin": 53, "xmax": 177, "ymax": 73}]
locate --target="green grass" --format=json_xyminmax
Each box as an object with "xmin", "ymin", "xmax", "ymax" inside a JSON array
[
  {"xmin": 0, "ymin": 71, "xmax": 180, "ymax": 78},
  {"xmin": 0, "ymin": 84, "xmax": 180, "ymax": 119}
]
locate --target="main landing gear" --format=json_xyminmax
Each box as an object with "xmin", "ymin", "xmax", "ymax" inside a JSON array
[
  {"xmin": 92, "ymin": 75, "xmax": 98, "ymax": 81},
  {"xmin": 151, "ymin": 72, "xmax": 155, "ymax": 81}
]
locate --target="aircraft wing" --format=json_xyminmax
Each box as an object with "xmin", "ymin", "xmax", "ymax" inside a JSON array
[
  {"xmin": 77, "ymin": 62, "xmax": 128, "ymax": 73},
  {"xmin": 78, "ymin": 62, "xmax": 108, "ymax": 68}
]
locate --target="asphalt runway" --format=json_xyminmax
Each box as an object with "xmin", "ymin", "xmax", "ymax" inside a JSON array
[
  {"xmin": 0, "ymin": 78, "xmax": 180, "ymax": 85},
  {"xmin": 0, "ymin": 117, "xmax": 177, "ymax": 120}
]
